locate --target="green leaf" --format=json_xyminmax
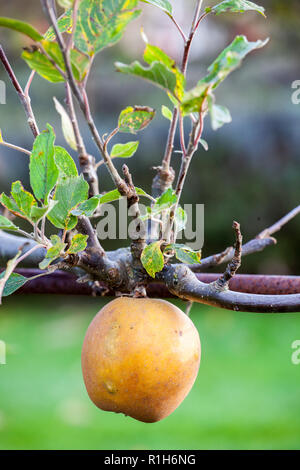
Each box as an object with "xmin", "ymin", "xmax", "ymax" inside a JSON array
[
  {"xmin": 47, "ymin": 175, "xmax": 89, "ymax": 230},
  {"xmin": 0, "ymin": 193, "xmax": 23, "ymax": 219},
  {"xmin": 140, "ymin": 0, "xmax": 172, "ymax": 15},
  {"xmin": 165, "ymin": 244, "xmax": 202, "ymax": 264},
  {"xmin": 70, "ymin": 49, "xmax": 90, "ymax": 82},
  {"xmin": 209, "ymin": 102, "xmax": 232, "ymax": 130},
  {"xmin": 212, "ymin": 0, "xmax": 266, "ymax": 17},
  {"xmin": 135, "ymin": 187, "xmax": 153, "ymax": 199},
  {"xmin": 30, "ymin": 206, "xmax": 48, "ymax": 223},
  {"xmin": 0, "ymin": 17, "xmax": 43, "ymax": 41},
  {"xmin": 115, "ymin": 61, "xmax": 179, "ymax": 99},
  {"xmin": 0, "ymin": 272, "xmax": 28, "ymax": 297},
  {"xmin": 153, "ymin": 188, "xmax": 177, "ymax": 213},
  {"xmin": 44, "ymin": 10, "xmax": 73, "ymax": 41},
  {"xmin": 141, "ymin": 241, "xmax": 164, "ymax": 278},
  {"xmin": 201, "ymin": 35, "xmax": 269, "ymax": 89},
  {"xmin": 30, "ymin": 124, "xmax": 59, "ymax": 202},
  {"xmin": 180, "ymin": 83, "xmax": 208, "ymax": 115},
  {"xmin": 118, "ymin": 106, "xmax": 155, "ymax": 134},
  {"xmin": 67, "ymin": 234, "xmax": 88, "ymax": 254},
  {"xmin": 74, "ymin": 0, "xmax": 141, "ymax": 55},
  {"xmin": 181, "ymin": 35, "xmax": 268, "ymax": 114},
  {"xmin": 0, "ymin": 251, "xmax": 23, "ymax": 303},
  {"xmin": 11, "ymin": 181, "xmax": 37, "ymax": 219},
  {"xmin": 53, "ymin": 98, "xmax": 77, "ymax": 150},
  {"xmin": 145, "ymin": 44, "xmax": 185, "ymax": 100},
  {"xmin": 39, "ymin": 234, "xmax": 66, "ymax": 270},
  {"xmin": 161, "ymin": 104, "xmax": 173, "ymax": 121},
  {"xmin": 111, "ymin": 141, "xmax": 139, "ymax": 159},
  {"xmin": 98, "ymin": 189, "xmax": 123, "ymax": 204},
  {"xmin": 116, "ymin": 44, "xmax": 185, "ymax": 100},
  {"xmin": 30, "ymin": 200, "xmax": 58, "ymax": 224},
  {"xmin": 22, "ymin": 40, "xmax": 65, "ymax": 83},
  {"xmin": 174, "ymin": 206, "xmax": 187, "ymax": 232},
  {"xmin": 0, "ymin": 215, "xmax": 18, "ymax": 231},
  {"xmin": 71, "ymin": 197, "xmax": 99, "ymax": 217},
  {"xmin": 141, "ymin": 188, "xmax": 177, "ymax": 221},
  {"xmin": 46, "ymin": 0, "xmax": 141, "ymax": 55},
  {"xmin": 54, "ymin": 146, "xmax": 78, "ymax": 178}
]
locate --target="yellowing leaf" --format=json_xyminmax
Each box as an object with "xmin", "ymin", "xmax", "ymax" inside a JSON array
[
  {"xmin": 53, "ymin": 98, "xmax": 77, "ymax": 150},
  {"xmin": 67, "ymin": 234, "xmax": 88, "ymax": 254},
  {"xmin": 141, "ymin": 241, "xmax": 164, "ymax": 278},
  {"xmin": 118, "ymin": 106, "xmax": 155, "ymax": 134}
]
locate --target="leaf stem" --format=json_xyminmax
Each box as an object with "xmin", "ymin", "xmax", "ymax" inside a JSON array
[
  {"xmin": 169, "ymin": 15, "xmax": 187, "ymax": 42},
  {"xmin": 24, "ymin": 70, "xmax": 36, "ymax": 97}
]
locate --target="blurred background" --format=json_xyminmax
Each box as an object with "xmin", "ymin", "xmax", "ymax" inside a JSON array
[{"xmin": 0, "ymin": 0, "xmax": 299, "ymax": 450}]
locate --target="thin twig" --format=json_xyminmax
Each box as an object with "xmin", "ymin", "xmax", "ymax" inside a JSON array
[
  {"xmin": 179, "ymin": 112, "xmax": 186, "ymax": 157},
  {"xmin": 257, "ymin": 205, "xmax": 300, "ymax": 239},
  {"xmin": 65, "ymin": 83, "xmax": 99, "ymax": 196},
  {"xmin": 16, "ymin": 243, "xmax": 46, "ymax": 265},
  {"xmin": 193, "ymin": 11, "xmax": 210, "ymax": 34},
  {"xmin": 67, "ymin": 0, "xmax": 80, "ymax": 51},
  {"xmin": 24, "ymin": 71, "xmax": 36, "ymax": 97},
  {"xmin": 157, "ymin": 0, "xmax": 207, "ymax": 194},
  {"xmin": 0, "ymin": 46, "xmax": 39, "ymax": 137},
  {"xmin": 212, "ymin": 221, "xmax": 243, "ymax": 291},
  {"xmin": 191, "ymin": 0, "xmax": 204, "ymax": 31},
  {"xmin": 0, "ymin": 141, "xmax": 31, "ymax": 156},
  {"xmin": 103, "ymin": 127, "xmax": 119, "ymax": 156}
]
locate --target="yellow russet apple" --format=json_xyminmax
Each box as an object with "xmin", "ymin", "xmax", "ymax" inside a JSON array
[{"xmin": 81, "ymin": 297, "xmax": 201, "ymax": 423}]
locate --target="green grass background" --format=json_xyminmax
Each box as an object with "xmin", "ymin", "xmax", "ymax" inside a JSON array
[{"xmin": 0, "ymin": 294, "xmax": 299, "ymax": 450}]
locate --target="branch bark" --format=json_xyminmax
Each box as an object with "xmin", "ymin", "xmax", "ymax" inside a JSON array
[
  {"xmin": 160, "ymin": 264, "xmax": 300, "ymax": 313},
  {"xmin": 6, "ymin": 269, "xmax": 300, "ymax": 299},
  {"xmin": 212, "ymin": 221, "xmax": 242, "ymax": 290},
  {"xmin": 1, "ymin": 231, "xmax": 300, "ymax": 312},
  {"xmin": 190, "ymin": 237, "xmax": 276, "ymax": 272}
]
